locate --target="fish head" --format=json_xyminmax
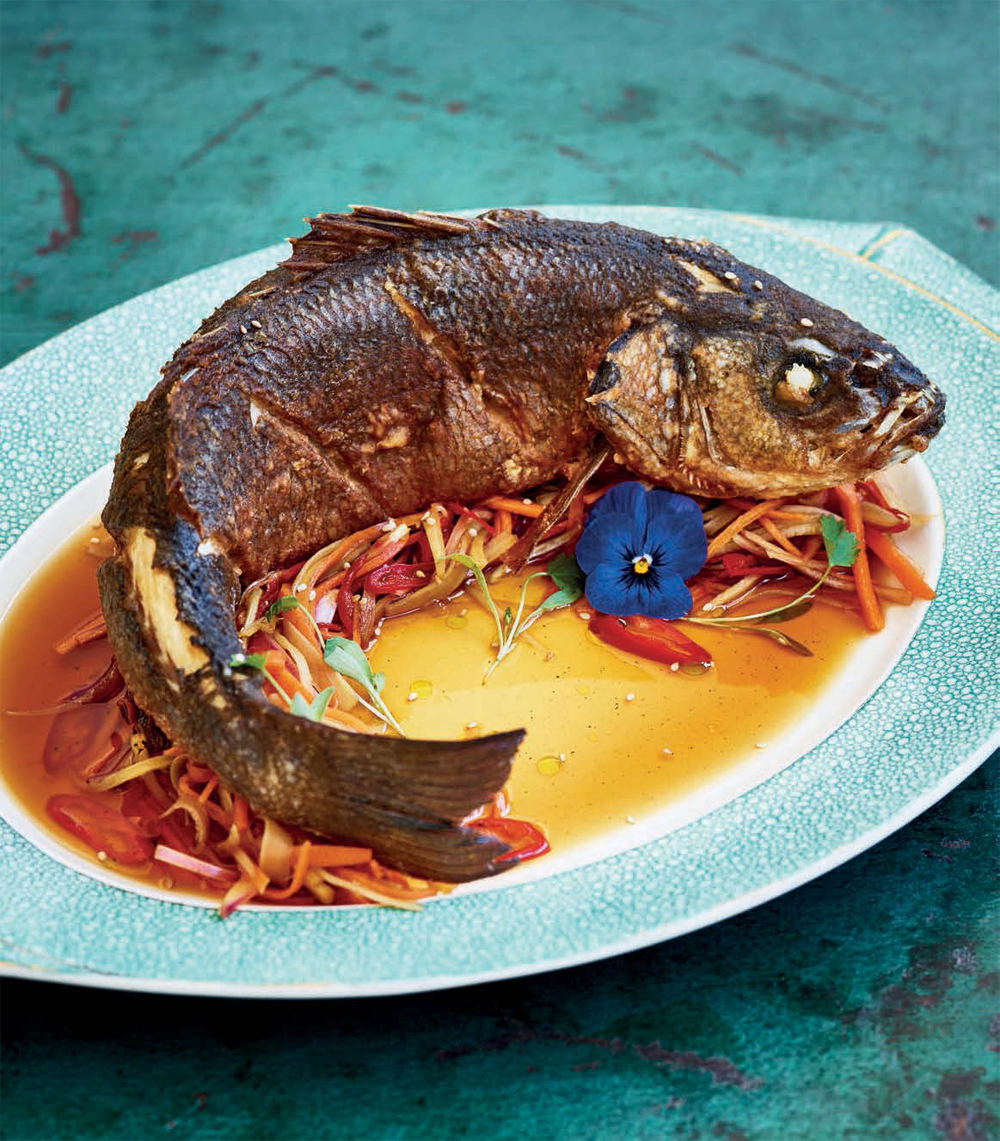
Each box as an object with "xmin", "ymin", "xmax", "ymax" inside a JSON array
[{"xmin": 585, "ymin": 246, "xmax": 945, "ymax": 497}]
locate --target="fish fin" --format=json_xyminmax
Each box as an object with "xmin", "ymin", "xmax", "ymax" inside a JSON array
[{"xmin": 281, "ymin": 206, "xmax": 476, "ymax": 272}]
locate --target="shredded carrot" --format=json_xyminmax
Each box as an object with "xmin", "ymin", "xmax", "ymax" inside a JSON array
[
  {"xmin": 263, "ymin": 840, "xmax": 312, "ymax": 900},
  {"xmin": 334, "ymin": 865, "xmax": 437, "ymax": 902},
  {"xmin": 232, "ymin": 795, "xmax": 250, "ymax": 834},
  {"xmin": 760, "ymin": 515, "xmax": 801, "ymax": 557},
  {"xmin": 481, "ymin": 495, "xmax": 544, "ymax": 518},
  {"xmin": 583, "ymin": 485, "xmax": 612, "ymax": 506},
  {"xmin": 494, "ymin": 508, "xmax": 512, "ymax": 534},
  {"xmin": 305, "ymin": 844, "xmax": 372, "ymax": 867},
  {"xmin": 705, "ymin": 499, "xmax": 781, "ymax": 560},
  {"xmin": 799, "ymin": 535, "xmax": 823, "ymax": 563},
  {"xmin": 835, "ymin": 484, "xmax": 884, "ymax": 632},
  {"xmin": 865, "ymin": 528, "xmax": 936, "ymax": 600},
  {"xmin": 197, "ymin": 776, "xmax": 218, "ymax": 804}
]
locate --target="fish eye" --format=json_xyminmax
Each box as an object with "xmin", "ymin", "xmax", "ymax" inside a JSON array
[{"xmin": 772, "ymin": 357, "xmax": 826, "ymax": 411}]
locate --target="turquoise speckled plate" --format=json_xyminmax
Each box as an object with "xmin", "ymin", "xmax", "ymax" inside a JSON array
[{"xmin": 0, "ymin": 206, "xmax": 997, "ymax": 997}]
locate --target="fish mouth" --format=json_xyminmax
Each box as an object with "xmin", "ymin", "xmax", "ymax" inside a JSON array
[{"xmin": 880, "ymin": 384, "xmax": 946, "ymax": 462}]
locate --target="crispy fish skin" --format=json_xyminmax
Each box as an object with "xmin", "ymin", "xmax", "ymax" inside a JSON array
[{"xmin": 99, "ymin": 207, "xmax": 945, "ymax": 881}]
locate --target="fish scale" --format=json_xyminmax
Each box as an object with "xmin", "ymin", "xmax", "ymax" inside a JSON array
[{"xmin": 98, "ymin": 207, "xmax": 944, "ymax": 881}]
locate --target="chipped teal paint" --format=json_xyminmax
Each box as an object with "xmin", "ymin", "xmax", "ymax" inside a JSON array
[{"xmin": 0, "ymin": 207, "xmax": 997, "ymax": 995}]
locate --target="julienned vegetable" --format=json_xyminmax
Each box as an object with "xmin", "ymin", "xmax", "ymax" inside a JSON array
[
  {"xmin": 36, "ymin": 470, "xmax": 933, "ymax": 913},
  {"xmin": 47, "ymin": 794, "xmax": 153, "ymax": 865}
]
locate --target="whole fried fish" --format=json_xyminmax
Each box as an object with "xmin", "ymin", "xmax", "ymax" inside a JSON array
[{"xmin": 98, "ymin": 207, "xmax": 944, "ymax": 880}]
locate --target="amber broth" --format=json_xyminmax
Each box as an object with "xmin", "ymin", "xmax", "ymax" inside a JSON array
[{"xmin": 0, "ymin": 519, "xmax": 862, "ymax": 895}]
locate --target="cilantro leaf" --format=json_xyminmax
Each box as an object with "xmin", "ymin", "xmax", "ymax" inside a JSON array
[
  {"xmin": 228, "ymin": 652, "xmax": 268, "ymax": 672},
  {"xmin": 820, "ymin": 514, "xmax": 860, "ymax": 568}
]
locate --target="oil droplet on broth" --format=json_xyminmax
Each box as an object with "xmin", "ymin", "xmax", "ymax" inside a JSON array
[{"xmin": 369, "ymin": 569, "xmax": 862, "ymax": 858}]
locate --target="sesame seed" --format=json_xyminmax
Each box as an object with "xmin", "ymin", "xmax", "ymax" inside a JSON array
[
  {"xmin": 669, "ymin": 662, "xmax": 679, "ymax": 672},
  {"xmin": 239, "ymin": 324, "xmax": 247, "ymax": 334},
  {"xmin": 522, "ymin": 498, "xmax": 533, "ymax": 505},
  {"xmin": 753, "ymin": 280, "xmax": 763, "ymax": 290},
  {"xmin": 381, "ymin": 521, "xmax": 395, "ymax": 532},
  {"xmin": 558, "ymin": 752, "xmax": 565, "ymax": 761},
  {"xmin": 294, "ymin": 582, "xmax": 306, "ymax": 592},
  {"xmin": 308, "ymin": 590, "xmax": 316, "ymax": 601},
  {"xmin": 89, "ymin": 536, "xmax": 100, "ymax": 544},
  {"xmin": 578, "ymin": 611, "xmax": 591, "ymax": 620},
  {"xmin": 755, "ymin": 742, "xmax": 767, "ymax": 749},
  {"xmin": 233, "ymin": 652, "xmax": 246, "ymax": 663},
  {"xmin": 662, "ymin": 746, "xmax": 673, "ymax": 755},
  {"xmin": 625, "ymin": 692, "xmax": 635, "ymax": 702},
  {"xmin": 465, "ymin": 721, "xmax": 478, "ymax": 730},
  {"xmin": 625, "ymin": 816, "xmax": 636, "ymax": 825},
  {"xmin": 343, "ymin": 561, "xmax": 351, "ymax": 568},
  {"xmin": 97, "ymin": 850, "xmax": 108, "ymax": 861},
  {"xmin": 723, "ymin": 271, "xmax": 738, "ymax": 281},
  {"xmin": 250, "ymin": 319, "xmax": 262, "ymax": 329},
  {"xmin": 415, "ymin": 569, "xmax": 426, "ymax": 579},
  {"xmin": 468, "ymin": 527, "xmax": 478, "ymax": 537},
  {"xmin": 407, "ymin": 691, "xmax": 418, "ymax": 702},
  {"xmin": 800, "ymin": 317, "xmax": 814, "ymax": 328}
]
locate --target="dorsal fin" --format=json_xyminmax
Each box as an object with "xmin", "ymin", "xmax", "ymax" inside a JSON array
[{"xmin": 281, "ymin": 205, "xmax": 477, "ymax": 272}]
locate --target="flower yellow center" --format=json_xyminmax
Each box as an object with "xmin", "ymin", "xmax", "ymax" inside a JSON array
[{"xmin": 632, "ymin": 553, "xmax": 652, "ymax": 575}]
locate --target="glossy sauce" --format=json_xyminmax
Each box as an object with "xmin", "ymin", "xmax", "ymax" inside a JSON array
[{"xmin": 0, "ymin": 521, "xmax": 863, "ymax": 887}]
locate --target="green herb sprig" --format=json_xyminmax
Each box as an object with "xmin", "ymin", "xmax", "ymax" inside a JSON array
[
  {"xmin": 289, "ymin": 687, "xmax": 334, "ymax": 722},
  {"xmin": 228, "ymin": 652, "xmax": 293, "ymax": 705},
  {"xmin": 322, "ymin": 636, "xmax": 406, "ymax": 736},
  {"xmin": 264, "ymin": 594, "xmax": 325, "ymax": 646},
  {"xmin": 683, "ymin": 515, "xmax": 860, "ymax": 656},
  {"xmin": 448, "ymin": 552, "xmax": 585, "ymax": 682}
]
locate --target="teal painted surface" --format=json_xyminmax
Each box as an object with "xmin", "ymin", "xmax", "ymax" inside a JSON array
[
  {"xmin": 2, "ymin": 758, "xmax": 997, "ymax": 1140},
  {"xmin": 1, "ymin": 0, "xmax": 998, "ymax": 367},
  {"xmin": 1, "ymin": 2, "xmax": 998, "ymax": 1138}
]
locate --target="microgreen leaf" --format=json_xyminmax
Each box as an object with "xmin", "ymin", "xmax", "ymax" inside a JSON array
[
  {"xmin": 446, "ymin": 553, "xmax": 506, "ymax": 651},
  {"xmin": 289, "ymin": 686, "xmax": 334, "ymax": 722},
  {"xmin": 263, "ymin": 592, "xmax": 325, "ymax": 647},
  {"xmin": 820, "ymin": 514, "xmax": 860, "ymax": 568},
  {"xmin": 228, "ymin": 651, "xmax": 292, "ymax": 704},
  {"xmin": 322, "ymin": 636, "xmax": 404, "ymax": 735},
  {"xmin": 447, "ymin": 551, "xmax": 582, "ymax": 681},
  {"xmin": 322, "ymin": 637, "xmax": 378, "ymax": 690},
  {"xmin": 265, "ymin": 595, "xmax": 304, "ymax": 621}
]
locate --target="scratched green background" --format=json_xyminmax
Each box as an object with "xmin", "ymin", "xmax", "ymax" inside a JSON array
[{"xmin": 1, "ymin": 1, "xmax": 998, "ymax": 1139}]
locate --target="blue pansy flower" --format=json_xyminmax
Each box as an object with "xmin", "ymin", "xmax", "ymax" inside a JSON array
[{"xmin": 576, "ymin": 482, "xmax": 706, "ymax": 619}]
